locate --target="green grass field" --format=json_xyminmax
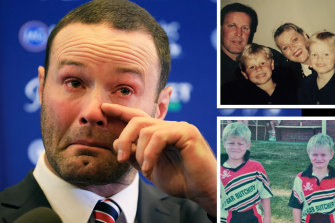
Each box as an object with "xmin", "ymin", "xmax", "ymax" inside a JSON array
[{"xmin": 247, "ymin": 140, "xmax": 335, "ymax": 223}]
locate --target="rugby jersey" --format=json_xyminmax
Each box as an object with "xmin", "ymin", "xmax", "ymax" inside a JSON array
[
  {"xmin": 220, "ymin": 158, "xmax": 273, "ymax": 223},
  {"xmin": 289, "ymin": 165, "xmax": 335, "ymax": 223}
]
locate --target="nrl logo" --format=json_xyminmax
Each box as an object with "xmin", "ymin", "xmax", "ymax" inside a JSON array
[
  {"xmin": 303, "ymin": 182, "xmax": 313, "ymax": 191},
  {"xmin": 221, "ymin": 170, "xmax": 231, "ymax": 180}
]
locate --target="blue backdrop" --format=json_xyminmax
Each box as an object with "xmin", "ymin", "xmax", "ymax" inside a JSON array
[{"xmin": 0, "ymin": 0, "xmax": 300, "ymax": 191}]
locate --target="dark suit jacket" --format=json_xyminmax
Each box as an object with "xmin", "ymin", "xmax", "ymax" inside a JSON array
[{"xmin": 0, "ymin": 171, "xmax": 211, "ymax": 223}]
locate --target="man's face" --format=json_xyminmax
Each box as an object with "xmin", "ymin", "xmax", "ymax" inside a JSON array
[
  {"xmin": 242, "ymin": 53, "xmax": 274, "ymax": 86},
  {"xmin": 276, "ymin": 29, "xmax": 309, "ymax": 64},
  {"xmin": 224, "ymin": 136, "xmax": 250, "ymax": 162},
  {"xmin": 39, "ymin": 23, "xmax": 165, "ymax": 185},
  {"xmin": 310, "ymin": 41, "xmax": 335, "ymax": 75},
  {"xmin": 221, "ymin": 12, "xmax": 251, "ymax": 60},
  {"xmin": 308, "ymin": 147, "xmax": 334, "ymax": 170}
]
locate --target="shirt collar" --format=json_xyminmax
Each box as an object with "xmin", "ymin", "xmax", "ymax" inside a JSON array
[
  {"xmin": 301, "ymin": 164, "xmax": 335, "ymax": 178},
  {"xmin": 221, "ymin": 150, "xmax": 250, "ymax": 171},
  {"xmin": 33, "ymin": 151, "xmax": 138, "ymax": 223}
]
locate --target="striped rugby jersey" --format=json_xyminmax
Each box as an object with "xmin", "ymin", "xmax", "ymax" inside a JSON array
[
  {"xmin": 288, "ymin": 165, "xmax": 335, "ymax": 223},
  {"xmin": 220, "ymin": 159, "xmax": 273, "ymax": 223}
]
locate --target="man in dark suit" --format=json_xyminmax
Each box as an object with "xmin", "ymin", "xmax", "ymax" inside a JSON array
[
  {"xmin": 220, "ymin": 3, "xmax": 289, "ymax": 105},
  {"xmin": 0, "ymin": 0, "xmax": 216, "ymax": 222}
]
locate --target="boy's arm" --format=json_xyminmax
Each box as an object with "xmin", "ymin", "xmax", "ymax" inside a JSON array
[
  {"xmin": 293, "ymin": 208, "xmax": 302, "ymax": 223},
  {"xmin": 261, "ymin": 198, "xmax": 271, "ymax": 223},
  {"xmin": 220, "ymin": 181, "xmax": 228, "ymax": 223},
  {"xmin": 288, "ymin": 175, "xmax": 304, "ymax": 223}
]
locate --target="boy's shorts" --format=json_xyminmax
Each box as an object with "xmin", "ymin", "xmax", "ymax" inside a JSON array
[
  {"xmin": 230, "ymin": 209, "xmax": 259, "ymax": 223},
  {"xmin": 309, "ymin": 213, "xmax": 332, "ymax": 223}
]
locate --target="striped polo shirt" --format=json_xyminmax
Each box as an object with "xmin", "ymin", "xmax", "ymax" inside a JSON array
[
  {"xmin": 220, "ymin": 158, "xmax": 273, "ymax": 223},
  {"xmin": 288, "ymin": 165, "xmax": 335, "ymax": 223}
]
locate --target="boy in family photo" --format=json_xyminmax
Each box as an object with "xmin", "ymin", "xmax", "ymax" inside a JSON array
[
  {"xmin": 298, "ymin": 31, "xmax": 335, "ymax": 104},
  {"xmin": 289, "ymin": 133, "xmax": 335, "ymax": 223},
  {"xmin": 223, "ymin": 43, "xmax": 296, "ymax": 104},
  {"xmin": 220, "ymin": 122, "xmax": 273, "ymax": 223}
]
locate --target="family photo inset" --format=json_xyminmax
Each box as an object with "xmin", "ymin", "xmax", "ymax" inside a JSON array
[{"xmin": 219, "ymin": 0, "xmax": 335, "ymax": 108}]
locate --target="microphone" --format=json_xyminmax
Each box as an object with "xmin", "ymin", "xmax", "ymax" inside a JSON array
[{"xmin": 13, "ymin": 207, "xmax": 62, "ymax": 223}]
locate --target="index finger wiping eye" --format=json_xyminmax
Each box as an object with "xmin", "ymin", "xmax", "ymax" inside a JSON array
[{"xmin": 101, "ymin": 103, "xmax": 150, "ymax": 123}]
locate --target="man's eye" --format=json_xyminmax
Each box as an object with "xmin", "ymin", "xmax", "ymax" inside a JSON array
[
  {"xmin": 65, "ymin": 79, "xmax": 82, "ymax": 88},
  {"xmin": 119, "ymin": 87, "xmax": 131, "ymax": 96},
  {"xmin": 242, "ymin": 26, "xmax": 250, "ymax": 31},
  {"xmin": 249, "ymin": 66, "xmax": 255, "ymax": 70}
]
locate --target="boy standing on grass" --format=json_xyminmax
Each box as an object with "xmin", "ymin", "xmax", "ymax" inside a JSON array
[
  {"xmin": 220, "ymin": 122, "xmax": 273, "ymax": 223},
  {"xmin": 289, "ymin": 133, "xmax": 335, "ymax": 223}
]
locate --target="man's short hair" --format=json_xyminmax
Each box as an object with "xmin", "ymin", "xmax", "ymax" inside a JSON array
[
  {"xmin": 221, "ymin": 3, "xmax": 258, "ymax": 43},
  {"xmin": 44, "ymin": 0, "xmax": 170, "ymax": 93},
  {"xmin": 307, "ymin": 133, "xmax": 334, "ymax": 153},
  {"xmin": 237, "ymin": 43, "xmax": 273, "ymax": 72},
  {"xmin": 308, "ymin": 31, "xmax": 335, "ymax": 52},
  {"xmin": 222, "ymin": 122, "xmax": 251, "ymax": 144},
  {"xmin": 274, "ymin": 23, "xmax": 306, "ymax": 48}
]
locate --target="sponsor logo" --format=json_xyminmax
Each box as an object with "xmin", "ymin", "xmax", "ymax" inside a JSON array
[
  {"xmin": 24, "ymin": 77, "xmax": 40, "ymax": 113},
  {"xmin": 160, "ymin": 21, "xmax": 182, "ymax": 58},
  {"xmin": 168, "ymin": 82, "xmax": 193, "ymax": 112},
  {"xmin": 18, "ymin": 21, "xmax": 49, "ymax": 52},
  {"xmin": 27, "ymin": 139, "xmax": 45, "ymax": 165}
]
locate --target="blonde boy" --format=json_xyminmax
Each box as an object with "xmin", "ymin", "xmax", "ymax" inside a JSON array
[
  {"xmin": 289, "ymin": 133, "xmax": 335, "ymax": 223},
  {"xmin": 298, "ymin": 31, "xmax": 335, "ymax": 104},
  {"xmin": 220, "ymin": 122, "xmax": 272, "ymax": 223},
  {"xmin": 239, "ymin": 44, "xmax": 276, "ymax": 95},
  {"xmin": 235, "ymin": 43, "xmax": 296, "ymax": 104}
]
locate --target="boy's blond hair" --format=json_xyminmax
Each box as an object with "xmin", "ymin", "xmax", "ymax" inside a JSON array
[
  {"xmin": 222, "ymin": 122, "xmax": 251, "ymax": 144},
  {"xmin": 307, "ymin": 133, "xmax": 334, "ymax": 153},
  {"xmin": 307, "ymin": 31, "xmax": 335, "ymax": 52},
  {"xmin": 238, "ymin": 43, "xmax": 273, "ymax": 72}
]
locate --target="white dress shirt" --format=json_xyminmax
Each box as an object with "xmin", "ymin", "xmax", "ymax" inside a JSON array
[
  {"xmin": 33, "ymin": 151, "xmax": 138, "ymax": 223},
  {"xmin": 301, "ymin": 63, "xmax": 312, "ymax": 77}
]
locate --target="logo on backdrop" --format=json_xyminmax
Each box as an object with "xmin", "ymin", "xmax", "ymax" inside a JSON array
[
  {"xmin": 18, "ymin": 20, "xmax": 49, "ymax": 53},
  {"xmin": 24, "ymin": 77, "xmax": 40, "ymax": 113},
  {"xmin": 27, "ymin": 139, "xmax": 45, "ymax": 165},
  {"xmin": 219, "ymin": 109, "xmax": 283, "ymax": 116},
  {"xmin": 160, "ymin": 21, "xmax": 182, "ymax": 59},
  {"xmin": 211, "ymin": 28, "xmax": 217, "ymax": 50},
  {"xmin": 167, "ymin": 82, "xmax": 193, "ymax": 112}
]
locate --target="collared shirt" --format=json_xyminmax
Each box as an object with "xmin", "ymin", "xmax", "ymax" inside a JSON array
[
  {"xmin": 288, "ymin": 165, "xmax": 335, "ymax": 222},
  {"xmin": 33, "ymin": 151, "xmax": 138, "ymax": 223},
  {"xmin": 220, "ymin": 158, "xmax": 273, "ymax": 223},
  {"xmin": 298, "ymin": 72, "xmax": 335, "ymax": 104}
]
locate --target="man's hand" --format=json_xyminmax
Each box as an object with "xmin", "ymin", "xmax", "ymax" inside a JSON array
[{"xmin": 101, "ymin": 103, "xmax": 217, "ymax": 216}]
